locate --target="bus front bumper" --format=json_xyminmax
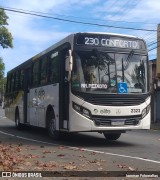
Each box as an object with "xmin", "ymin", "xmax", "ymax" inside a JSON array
[{"xmin": 69, "ymin": 109, "xmax": 150, "ymax": 132}]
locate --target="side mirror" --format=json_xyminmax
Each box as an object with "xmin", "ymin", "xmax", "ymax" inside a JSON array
[{"xmin": 65, "ymin": 50, "xmax": 73, "ymax": 72}]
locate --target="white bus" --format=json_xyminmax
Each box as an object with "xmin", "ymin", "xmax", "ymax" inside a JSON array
[{"xmin": 5, "ymin": 32, "xmax": 150, "ymax": 141}]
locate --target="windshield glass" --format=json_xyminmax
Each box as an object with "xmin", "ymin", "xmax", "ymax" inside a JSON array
[{"xmin": 71, "ymin": 50, "xmax": 148, "ymax": 94}]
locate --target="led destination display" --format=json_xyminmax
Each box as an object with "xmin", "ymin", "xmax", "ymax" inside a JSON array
[{"xmin": 76, "ymin": 33, "xmax": 146, "ymax": 50}]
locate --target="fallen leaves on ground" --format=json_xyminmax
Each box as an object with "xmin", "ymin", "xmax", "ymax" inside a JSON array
[
  {"xmin": 42, "ymin": 150, "xmax": 52, "ymax": 154},
  {"xmin": 57, "ymin": 154, "xmax": 65, "ymax": 157},
  {"xmin": 128, "ymin": 166, "xmax": 136, "ymax": 171},
  {"xmin": 117, "ymin": 164, "xmax": 128, "ymax": 168},
  {"xmin": 0, "ymin": 143, "xmax": 24, "ymax": 171},
  {"xmin": 117, "ymin": 164, "xmax": 137, "ymax": 171},
  {"xmin": 63, "ymin": 165, "xmax": 77, "ymax": 170},
  {"xmin": 27, "ymin": 154, "xmax": 41, "ymax": 158}
]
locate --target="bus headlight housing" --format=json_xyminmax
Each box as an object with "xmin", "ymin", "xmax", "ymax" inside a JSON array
[
  {"xmin": 72, "ymin": 102, "xmax": 91, "ymax": 118},
  {"xmin": 82, "ymin": 108, "xmax": 90, "ymax": 117},
  {"xmin": 141, "ymin": 104, "xmax": 150, "ymax": 118}
]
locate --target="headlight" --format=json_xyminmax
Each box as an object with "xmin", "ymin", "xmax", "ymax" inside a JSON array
[
  {"xmin": 141, "ymin": 104, "xmax": 150, "ymax": 118},
  {"xmin": 73, "ymin": 103, "xmax": 81, "ymax": 112},
  {"xmin": 72, "ymin": 102, "xmax": 91, "ymax": 118},
  {"xmin": 146, "ymin": 104, "xmax": 150, "ymax": 114},
  {"xmin": 82, "ymin": 108, "xmax": 90, "ymax": 117},
  {"xmin": 141, "ymin": 108, "xmax": 147, "ymax": 118}
]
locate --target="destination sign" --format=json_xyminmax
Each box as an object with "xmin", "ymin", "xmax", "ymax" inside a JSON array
[{"xmin": 76, "ymin": 34, "xmax": 146, "ymax": 50}]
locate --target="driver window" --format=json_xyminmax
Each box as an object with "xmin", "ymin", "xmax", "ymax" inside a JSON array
[{"xmin": 71, "ymin": 53, "xmax": 80, "ymax": 88}]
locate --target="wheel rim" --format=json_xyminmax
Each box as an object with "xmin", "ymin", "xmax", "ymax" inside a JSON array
[{"xmin": 49, "ymin": 117, "xmax": 56, "ymax": 134}]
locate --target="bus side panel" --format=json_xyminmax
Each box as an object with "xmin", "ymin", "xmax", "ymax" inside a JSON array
[
  {"xmin": 5, "ymin": 104, "xmax": 15, "ymax": 121},
  {"xmin": 5, "ymin": 91, "xmax": 24, "ymax": 123},
  {"xmin": 28, "ymin": 84, "xmax": 59, "ymax": 128}
]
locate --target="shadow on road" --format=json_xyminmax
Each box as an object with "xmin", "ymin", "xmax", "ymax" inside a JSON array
[{"xmin": 0, "ymin": 124, "xmax": 135, "ymax": 148}]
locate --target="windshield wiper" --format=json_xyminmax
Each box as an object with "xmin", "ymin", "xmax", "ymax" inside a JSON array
[
  {"xmin": 124, "ymin": 49, "xmax": 134, "ymax": 70},
  {"xmin": 121, "ymin": 50, "xmax": 134, "ymax": 82}
]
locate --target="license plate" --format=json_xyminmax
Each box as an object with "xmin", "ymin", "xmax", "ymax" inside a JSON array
[{"xmin": 111, "ymin": 120, "xmax": 124, "ymax": 126}]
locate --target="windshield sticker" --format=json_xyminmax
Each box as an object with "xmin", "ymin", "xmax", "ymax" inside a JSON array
[
  {"xmin": 81, "ymin": 84, "xmax": 107, "ymax": 89},
  {"xmin": 128, "ymin": 88, "xmax": 142, "ymax": 93},
  {"xmin": 110, "ymin": 79, "xmax": 116, "ymax": 87}
]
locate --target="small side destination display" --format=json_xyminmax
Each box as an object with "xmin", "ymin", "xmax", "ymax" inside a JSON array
[{"xmin": 76, "ymin": 34, "xmax": 146, "ymax": 50}]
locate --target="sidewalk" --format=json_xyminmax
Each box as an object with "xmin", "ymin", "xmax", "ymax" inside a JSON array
[{"xmin": 151, "ymin": 122, "xmax": 160, "ymax": 130}]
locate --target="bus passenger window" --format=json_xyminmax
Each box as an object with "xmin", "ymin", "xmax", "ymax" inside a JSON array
[
  {"xmin": 15, "ymin": 71, "xmax": 20, "ymax": 91},
  {"xmin": 7, "ymin": 74, "xmax": 11, "ymax": 93},
  {"xmin": 19, "ymin": 70, "xmax": 24, "ymax": 89},
  {"xmin": 33, "ymin": 61, "xmax": 39, "ymax": 87},
  {"xmin": 40, "ymin": 57, "xmax": 47, "ymax": 85},
  {"xmin": 6, "ymin": 76, "xmax": 9, "ymax": 93},
  {"xmin": 49, "ymin": 55, "xmax": 58, "ymax": 83},
  {"xmin": 11, "ymin": 73, "xmax": 15, "ymax": 92}
]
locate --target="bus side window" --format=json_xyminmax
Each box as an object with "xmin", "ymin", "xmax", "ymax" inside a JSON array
[
  {"xmin": 19, "ymin": 70, "xmax": 24, "ymax": 90},
  {"xmin": 48, "ymin": 53, "xmax": 58, "ymax": 83},
  {"xmin": 33, "ymin": 61, "xmax": 40, "ymax": 87},
  {"xmin": 7, "ymin": 74, "xmax": 11, "ymax": 93},
  {"xmin": 11, "ymin": 73, "xmax": 15, "ymax": 92},
  {"xmin": 15, "ymin": 71, "xmax": 20, "ymax": 91},
  {"xmin": 6, "ymin": 75, "xmax": 10, "ymax": 94},
  {"xmin": 40, "ymin": 57, "xmax": 47, "ymax": 85}
]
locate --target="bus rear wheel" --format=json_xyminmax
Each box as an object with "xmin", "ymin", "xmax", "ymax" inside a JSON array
[
  {"xmin": 47, "ymin": 110, "xmax": 62, "ymax": 140},
  {"xmin": 103, "ymin": 132, "xmax": 121, "ymax": 141}
]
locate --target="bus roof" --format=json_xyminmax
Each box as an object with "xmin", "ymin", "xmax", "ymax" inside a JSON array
[{"xmin": 78, "ymin": 32, "xmax": 138, "ymax": 38}]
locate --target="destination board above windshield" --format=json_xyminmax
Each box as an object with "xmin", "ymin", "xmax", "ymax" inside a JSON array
[{"xmin": 76, "ymin": 33, "xmax": 146, "ymax": 50}]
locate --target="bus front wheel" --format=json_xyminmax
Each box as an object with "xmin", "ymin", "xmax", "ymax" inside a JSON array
[
  {"xmin": 47, "ymin": 110, "xmax": 61, "ymax": 140},
  {"xmin": 103, "ymin": 132, "xmax": 121, "ymax": 141}
]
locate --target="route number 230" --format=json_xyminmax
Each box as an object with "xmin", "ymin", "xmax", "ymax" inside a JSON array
[{"xmin": 85, "ymin": 37, "xmax": 100, "ymax": 45}]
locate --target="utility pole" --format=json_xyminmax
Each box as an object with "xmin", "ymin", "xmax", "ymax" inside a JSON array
[{"xmin": 156, "ymin": 24, "xmax": 160, "ymax": 78}]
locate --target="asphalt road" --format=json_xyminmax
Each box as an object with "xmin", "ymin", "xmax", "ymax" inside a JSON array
[{"xmin": 0, "ymin": 107, "xmax": 160, "ymax": 174}]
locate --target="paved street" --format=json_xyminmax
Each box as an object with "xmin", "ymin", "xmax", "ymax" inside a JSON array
[{"xmin": 0, "ymin": 107, "xmax": 160, "ymax": 178}]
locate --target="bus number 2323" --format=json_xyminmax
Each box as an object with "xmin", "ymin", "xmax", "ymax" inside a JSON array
[{"xmin": 131, "ymin": 109, "xmax": 140, "ymax": 113}]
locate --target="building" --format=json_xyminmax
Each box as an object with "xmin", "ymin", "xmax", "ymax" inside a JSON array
[{"xmin": 149, "ymin": 59, "xmax": 160, "ymax": 123}]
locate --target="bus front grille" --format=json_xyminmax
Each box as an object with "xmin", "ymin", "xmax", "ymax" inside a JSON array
[
  {"xmin": 88, "ymin": 96, "xmax": 145, "ymax": 106},
  {"xmin": 73, "ymin": 91, "xmax": 150, "ymax": 106},
  {"xmin": 92, "ymin": 115, "xmax": 141, "ymax": 126}
]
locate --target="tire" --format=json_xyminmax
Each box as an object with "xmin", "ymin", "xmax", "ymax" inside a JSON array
[
  {"xmin": 103, "ymin": 132, "xmax": 121, "ymax": 141},
  {"xmin": 15, "ymin": 111, "xmax": 23, "ymax": 130},
  {"xmin": 47, "ymin": 110, "xmax": 62, "ymax": 140}
]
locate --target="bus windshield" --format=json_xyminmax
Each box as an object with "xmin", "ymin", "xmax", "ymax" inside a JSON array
[{"xmin": 71, "ymin": 50, "xmax": 148, "ymax": 94}]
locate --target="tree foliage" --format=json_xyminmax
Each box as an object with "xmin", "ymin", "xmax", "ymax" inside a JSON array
[
  {"xmin": 0, "ymin": 9, "xmax": 13, "ymax": 95},
  {"xmin": 0, "ymin": 57, "xmax": 5, "ymax": 79},
  {"xmin": 0, "ymin": 58, "xmax": 5, "ymax": 94},
  {"xmin": 0, "ymin": 9, "xmax": 13, "ymax": 48}
]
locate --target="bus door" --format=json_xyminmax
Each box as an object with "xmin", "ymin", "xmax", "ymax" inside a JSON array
[
  {"xmin": 24, "ymin": 67, "xmax": 31, "ymax": 124},
  {"xmin": 59, "ymin": 48, "xmax": 70, "ymax": 130}
]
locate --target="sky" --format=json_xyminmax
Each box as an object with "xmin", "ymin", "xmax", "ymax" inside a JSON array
[{"xmin": 0, "ymin": 0, "xmax": 159, "ymax": 75}]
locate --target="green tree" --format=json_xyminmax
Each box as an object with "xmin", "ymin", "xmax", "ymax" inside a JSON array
[
  {"xmin": 0, "ymin": 58, "xmax": 5, "ymax": 98},
  {"xmin": 0, "ymin": 9, "xmax": 13, "ymax": 48},
  {"xmin": 0, "ymin": 57, "xmax": 5, "ymax": 79},
  {"xmin": 0, "ymin": 9, "xmax": 13, "ymax": 80},
  {"xmin": 0, "ymin": 9, "xmax": 13, "ymax": 102}
]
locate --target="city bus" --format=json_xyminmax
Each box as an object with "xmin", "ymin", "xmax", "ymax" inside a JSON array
[{"xmin": 5, "ymin": 32, "xmax": 151, "ymax": 141}]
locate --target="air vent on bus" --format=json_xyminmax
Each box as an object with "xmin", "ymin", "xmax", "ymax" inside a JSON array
[{"xmin": 86, "ymin": 95, "xmax": 146, "ymax": 106}]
